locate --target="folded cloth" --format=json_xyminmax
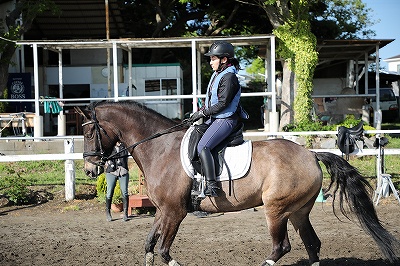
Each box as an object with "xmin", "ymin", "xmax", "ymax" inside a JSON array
[{"xmin": 43, "ymin": 96, "xmax": 63, "ymax": 114}]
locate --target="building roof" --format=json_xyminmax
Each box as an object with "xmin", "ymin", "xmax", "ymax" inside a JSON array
[
  {"xmin": 17, "ymin": 37, "xmax": 394, "ymax": 69},
  {"xmin": 317, "ymin": 39, "xmax": 394, "ymax": 64},
  {"xmin": 384, "ymin": 54, "xmax": 400, "ymax": 61},
  {"xmin": 24, "ymin": 0, "xmax": 127, "ymax": 40},
  {"xmin": 17, "ymin": 35, "xmax": 276, "ymax": 51}
]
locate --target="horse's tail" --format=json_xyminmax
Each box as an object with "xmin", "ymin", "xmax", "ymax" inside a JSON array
[{"xmin": 314, "ymin": 151, "xmax": 400, "ymax": 263}]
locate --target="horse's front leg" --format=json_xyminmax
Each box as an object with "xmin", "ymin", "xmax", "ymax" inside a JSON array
[
  {"xmin": 157, "ymin": 210, "xmax": 187, "ymax": 265},
  {"xmin": 144, "ymin": 213, "xmax": 161, "ymax": 266}
]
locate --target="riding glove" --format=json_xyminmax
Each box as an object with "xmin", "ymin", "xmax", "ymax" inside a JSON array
[{"xmin": 190, "ymin": 110, "xmax": 205, "ymax": 122}]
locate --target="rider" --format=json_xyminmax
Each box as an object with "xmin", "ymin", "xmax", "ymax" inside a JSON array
[{"xmin": 190, "ymin": 41, "xmax": 246, "ymax": 197}]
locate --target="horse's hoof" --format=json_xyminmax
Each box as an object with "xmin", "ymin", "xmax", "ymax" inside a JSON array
[
  {"xmin": 264, "ymin": 260, "xmax": 275, "ymax": 265},
  {"xmin": 145, "ymin": 252, "xmax": 154, "ymax": 266},
  {"xmin": 168, "ymin": 259, "xmax": 181, "ymax": 266},
  {"xmin": 311, "ymin": 262, "xmax": 320, "ymax": 266}
]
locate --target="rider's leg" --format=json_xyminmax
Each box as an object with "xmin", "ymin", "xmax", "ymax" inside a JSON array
[
  {"xmin": 199, "ymin": 146, "xmax": 219, "ymax": 197},
  {"xmin": 197, "ymin": 118, "xmax": 237, "ymax": 197}
]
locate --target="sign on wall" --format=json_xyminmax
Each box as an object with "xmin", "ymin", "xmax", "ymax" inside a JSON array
[{"xmin": 7, "ymin": 73, "xmax": 32, "ymax": 112}]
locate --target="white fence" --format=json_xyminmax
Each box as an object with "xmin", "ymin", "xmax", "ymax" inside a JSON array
[{"xmin": 1, "ymin": 130, "xmax": 400, "ymax": 201}]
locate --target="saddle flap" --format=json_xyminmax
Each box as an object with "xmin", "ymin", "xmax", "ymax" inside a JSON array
[
  {"xmin": 337, "ymin": 121, "xmax": 364, "ymax": 157},
  {"xmin": 181, "ymin": 126, "xmax": 252, "ymax": 181},
  {"xmin": 188, "ymin": 123, "xmax": 210, "ymax": 162}
]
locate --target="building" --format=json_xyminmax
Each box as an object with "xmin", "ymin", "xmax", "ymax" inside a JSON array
[{"xmin": 384, "ymin": 54, "xmax": 400, "ymax": 74}]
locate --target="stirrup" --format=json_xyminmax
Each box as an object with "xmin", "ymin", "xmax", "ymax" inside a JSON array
[{"xmin": 204, "ymin": 181, "xmax": 220, "ymax": 197}]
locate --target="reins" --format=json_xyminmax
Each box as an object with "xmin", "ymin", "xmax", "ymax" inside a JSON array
[
  {"xmin": 107, "ymin": 119, "xmax": 190, "ymax": 161},
  {"xmin": 82, "ymin": 107, "xmax": 191, "ymax": 165}
]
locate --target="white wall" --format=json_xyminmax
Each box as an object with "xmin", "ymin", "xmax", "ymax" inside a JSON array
[
  {"xmin": 313, "ymin": 78, "xmax": 347, "ymax": 95},
  {"xmin": 47, "ymin": 66, "xmax": 92, "ymax": 84},
  {"xmin": 45, "ymin": 64, "xmax": 183, "ymax": 118},
  {"xmin": 387, "ymin": 60, "xmax": 400, "ymax": 74},
  {"xmin": 128, "ymin": 64, "xmax": 183, "ymax": 119}
]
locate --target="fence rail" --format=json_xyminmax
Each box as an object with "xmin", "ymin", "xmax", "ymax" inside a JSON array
[
  {"xmin": 1, "ymin": 130, "xmax": 399, "ymax": 201},
  {"xmin": 1, "ymin": 129, "xmax": 400, "ymax": 162}
]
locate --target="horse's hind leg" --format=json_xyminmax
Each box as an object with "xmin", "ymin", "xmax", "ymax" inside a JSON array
[
  {"xmin": 289, "ymin": 204, "xmax": 321, "ymax": 266},
  {"xmin": 262, "ymin": 213, "xmax": 291, "ymax": 266}
]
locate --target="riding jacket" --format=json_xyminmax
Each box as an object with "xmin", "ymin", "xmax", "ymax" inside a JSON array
[
  {"xmin": 203, "ymin": 65, "xmax": 241, "ymax": 119},
  {"xmin": 106, "ymin": 144, "xmax": 129, "ymax": 176}
]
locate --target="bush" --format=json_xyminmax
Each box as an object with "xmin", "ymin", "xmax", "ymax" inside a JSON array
[
  {"xmin": 283, "ymin": 115, "xmax": 371, "ymax": 132},
  {"xmin": 0, "ymin": 173, "xmax": 31, "ymax": 205},
  {"xmin": 96, "ymin": 173, "xmax": 122, "ymax": 204}
]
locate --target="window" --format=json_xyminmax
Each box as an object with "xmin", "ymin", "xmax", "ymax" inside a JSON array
[{"xmin": 145, "ymin": 79, "xmax": 178, "ymax": 99}]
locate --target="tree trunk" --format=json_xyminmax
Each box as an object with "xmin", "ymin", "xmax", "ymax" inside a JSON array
[
  {"xmin": 0, "ymin": 45, "xmax": 17, "ymax": 100},
  {"xmin": 279, "ymin": 61, "xmax": 297, "ymax": 130}
]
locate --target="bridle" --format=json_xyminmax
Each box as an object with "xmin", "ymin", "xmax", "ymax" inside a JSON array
[
  {"xmin": 82, "ymin": 106, "xmax": 191, "ymax": 167},
  {"xmin": 81, "ymin": 110, "xmax": 115, "ymax": 167}
]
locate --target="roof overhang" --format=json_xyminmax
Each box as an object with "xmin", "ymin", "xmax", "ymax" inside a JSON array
[
  {"xmin": 317, "ymin": 39, "xmax": 394, "ymax": 64},
  {"xmin": 17, "ymin": 37, "xmax": 394, "ymax": 67},
  {"xmin": 17, "ymin": 35, "xmax": 275, "ymax": 52},
  {"xmin": 25, "ymin": 0, "xmax": 126, "ymax": 40}
]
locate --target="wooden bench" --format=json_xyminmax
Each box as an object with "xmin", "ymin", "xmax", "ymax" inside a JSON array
[
  {"xmin": 128, "ymin": 195, "xmax": 154, "ymax": 215},
  {"xmin": 127, "ymin": 169, "xmax": 154, "ymax": 216}
]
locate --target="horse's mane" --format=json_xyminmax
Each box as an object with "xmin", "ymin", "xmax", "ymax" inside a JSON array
[{"xmin": 87, "ymin": 100, "xmax": 178, "ymax": 125}]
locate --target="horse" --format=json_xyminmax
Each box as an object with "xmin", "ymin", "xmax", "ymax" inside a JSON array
[{"xmin": 75, "ymin": 100, "xmax": 400, "ymax": 266}]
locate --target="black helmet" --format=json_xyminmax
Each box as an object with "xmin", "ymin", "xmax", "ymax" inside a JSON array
[{"xmin": 204, "ymin": 41, "xmax": 234, "ymax": 58}]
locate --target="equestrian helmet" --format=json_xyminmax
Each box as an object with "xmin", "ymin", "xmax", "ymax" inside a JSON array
[{"xmin": 205, "ymin": 41, "xmax": 234, "ymax": 59}]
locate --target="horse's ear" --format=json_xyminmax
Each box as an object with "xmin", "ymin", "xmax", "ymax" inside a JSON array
[{"xmin": 74, "ymin": 107, "xmax": 89, "ymax": 120}]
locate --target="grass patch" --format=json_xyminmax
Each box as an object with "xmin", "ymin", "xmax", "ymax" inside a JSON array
[
  {"xmin": 0, "ymin": 159, "xmax": 142, "ymax": 202},
  {"xmin": 63, "ymin": 205, "xmax": 80, "ymax": 211}
]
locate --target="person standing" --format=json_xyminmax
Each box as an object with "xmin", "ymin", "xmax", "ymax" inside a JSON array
[
  {"xmin": 105, "ymin": 142, "xmax": 130, "ymax": 221},
  {"xmin": 190, "ymin": 41, "xmax": 246, "ymax": 197}
]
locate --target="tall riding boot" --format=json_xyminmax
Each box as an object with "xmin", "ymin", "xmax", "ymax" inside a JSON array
[
  {"xmin": 122, "ymin": 196, "xmax": 129, "ymax": 221},
  {"xmin": 105, "ymin": 198, "xmax": 112, "ymax": 222},
  {"xmin": 199, "ymin": 147, "xmax": 220, "ymax": 197}
]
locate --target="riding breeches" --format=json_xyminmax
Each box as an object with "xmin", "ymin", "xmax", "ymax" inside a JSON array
[{"xmin": 197, "ymin": 117, "xmax": 237, "ymax": 154}]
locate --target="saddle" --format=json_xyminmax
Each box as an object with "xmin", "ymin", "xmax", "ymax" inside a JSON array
[
  {"xmin": 188, "ymin": 122, "xmax": 244, "ymax": 175},
  {"xmin": 337, "ymin": 121, "xmax": 364, "ymax": 160}
]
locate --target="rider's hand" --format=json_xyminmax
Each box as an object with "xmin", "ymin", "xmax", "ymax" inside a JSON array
[{"xmin": 189, "ymin": 110, "xmax": 205, "ymax": 123}]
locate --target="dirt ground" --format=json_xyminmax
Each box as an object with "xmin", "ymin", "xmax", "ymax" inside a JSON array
[{"xmin": 0, "ymin": 187, "xmax": 399, "ymax": 266}]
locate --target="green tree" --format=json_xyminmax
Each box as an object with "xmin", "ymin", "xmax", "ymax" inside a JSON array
[
  {"xmin": 310, "ymin": 0, "xmax": 375, "ymax": 40},
  {"xmin": 0, "ymin": 0, "xmax": 59, "ymax": 100},
  {"xmin": 242, "ymin": 0, "xmax": 375, "ymax": 129}
]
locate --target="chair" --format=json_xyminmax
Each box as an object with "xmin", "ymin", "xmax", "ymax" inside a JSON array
[{"xmin": 65, "ymin": 109, "xmax": 82, "ymax": 135}]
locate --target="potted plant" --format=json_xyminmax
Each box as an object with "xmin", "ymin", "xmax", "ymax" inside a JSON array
[{"xmin": 96, "ymin": 173, "xmax": 123, "ymax": 212}]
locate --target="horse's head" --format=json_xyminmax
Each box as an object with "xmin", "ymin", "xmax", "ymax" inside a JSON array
[{"xmin": 75, "ymin": 105, "xmax": 118, "ymax": 178}]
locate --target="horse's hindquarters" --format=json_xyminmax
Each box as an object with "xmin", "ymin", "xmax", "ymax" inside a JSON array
[{"xmin": 198, "ymin": 139, "xmax": 322, "ymax": 213}]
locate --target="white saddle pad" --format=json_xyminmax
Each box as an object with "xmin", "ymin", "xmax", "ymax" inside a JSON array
[{"xmin": 180, "ymin": 126, "xmax": 252, "ymax": 181}]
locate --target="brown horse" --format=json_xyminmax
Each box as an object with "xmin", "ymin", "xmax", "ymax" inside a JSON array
[{"xmin": 76, "ymin": 101, "xmax": 399, "ymax": 266}]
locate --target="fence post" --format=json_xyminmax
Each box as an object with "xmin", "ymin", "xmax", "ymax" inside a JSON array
[{"xmin": 64, "ymin": 139, "xmax": 75, "ymax": 201}]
